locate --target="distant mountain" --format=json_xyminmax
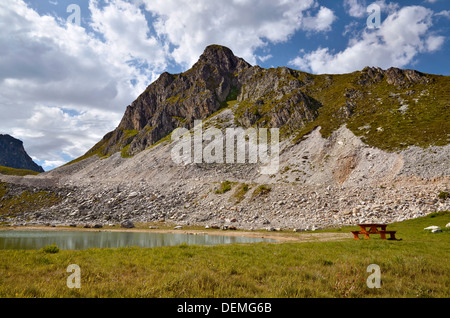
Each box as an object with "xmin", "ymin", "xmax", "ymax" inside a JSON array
[{"xmin": 0, "ymin": 134, "xmax": 44, "ymax": 173}]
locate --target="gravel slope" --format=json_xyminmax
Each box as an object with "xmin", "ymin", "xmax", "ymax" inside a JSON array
[{"xmin": 2, "ymin": 123, "xmax": 448, "ymax": 230}]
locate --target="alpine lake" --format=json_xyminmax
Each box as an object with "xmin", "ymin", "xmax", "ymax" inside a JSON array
[{"xmin": 0, "ymin": 228, "xmax": 276, "ymax": 250}]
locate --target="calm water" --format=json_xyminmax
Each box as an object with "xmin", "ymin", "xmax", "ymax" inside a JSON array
[{"xmin": 0, "ymin": 230, "xmax": 275, "ymax": 250}]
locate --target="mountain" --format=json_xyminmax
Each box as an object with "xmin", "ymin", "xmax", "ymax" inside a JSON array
[
  {"xmin": 75, "ymin": 44, "xmax": 449, "ymax": 163},
  {"xmin": 0, "ymin": 134, "xmax": 44, "ymax": 173},
  {"xmin": 2, "ymin": 45, "xmax": 449, "ymax": 230},
  {"xmin": 77, "ymin": 45, "xmax": 251, "ymax": 161}
]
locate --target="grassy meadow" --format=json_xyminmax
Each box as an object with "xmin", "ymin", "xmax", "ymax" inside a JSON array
[{"xmin": 0, "ymin": 211, "xmax": 448, "ymax": 298}]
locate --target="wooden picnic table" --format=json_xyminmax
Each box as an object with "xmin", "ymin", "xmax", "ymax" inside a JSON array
[{"xmin": 351, "ymin": 223, "xmax": 397, "ymax": 240}]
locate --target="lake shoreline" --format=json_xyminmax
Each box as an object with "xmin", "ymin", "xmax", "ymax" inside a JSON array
[{"xmin": 0, "ymin": 225, "xmax": 351, "ymax": 243}]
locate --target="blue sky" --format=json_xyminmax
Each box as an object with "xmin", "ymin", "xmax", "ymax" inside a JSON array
[{"xmin": 0, "ymin": 0, "xmax": 449, "ymax": 170}]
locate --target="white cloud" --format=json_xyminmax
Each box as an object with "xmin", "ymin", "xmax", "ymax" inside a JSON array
[
  {"xmin": 426, "ymin": 35, "xmax": 445, "ymax": 52},
  {"xmin": 140, "ymin": 0, "xmax": 332, "ymax": 67},
  {"xmin": 343, "ymin": 21, "xmax": 360, "ymax": 36},
  {"xmin": 41, "ymin": 160, "xmax": 66, "ymax": 170},
  {"xmin": 436, "ymin": 10, "xmax": 450, "ymax": 19},
  {"xmin": 344, "ymin": 0, "xmax": 367, "ymax": 18},
  {"xmin": 258, "ymin": 54, "xmax": 273, "ymax": 63},
  {"xmin": 13, "ymin": 105, "xmax": 122, "ymax": 170},
  {"xmin": 289, "ymin": 5, "xmax": 445, "ymax": 74},
  {"xmin": 89, "ymin": 0, "xmax": 168, "ymax": 82},
  {"xmin": 302, "ymin": 6, "xmax": 337, "ymax": 32},
  {"xmin": 344, "ymin": 0, "xmax": 399, "ymax": 18}
]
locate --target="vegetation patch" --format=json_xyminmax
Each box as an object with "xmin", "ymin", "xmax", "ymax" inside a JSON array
[
  {"xmin": 166, "ymin": 94, "xmax": 181, "ymax": 105},
  {"xmin": 215, "ymin": 181, "xmax": 232, "ymax": 194},
  {"xmin": 251, "ymin": 184, "xmax": 272, "ymax": 199},
  {"xmin": 123, "ymin": 129, "xmax": 139, "ymax": 138},
  {"xmin": 0, "ymin": 166, "xmax": 40, "ymax": 176},
  {"xmin": 0, "ymin": 182, "xmax": 63, "ymax": 217},
  {"xmin": 41, "ymin": 244, "xmax": 60, "ymax": 254},
  {"xmin": 438, "ymin": 191, "xmax": 449, "ymax": 200},
  {"xmin": 120, "ymin": 144, "xmax": 133, "ymax": 158},
  {"xmin": 231, "ymin": 183, "xmax": 250, "ymax": 204}
]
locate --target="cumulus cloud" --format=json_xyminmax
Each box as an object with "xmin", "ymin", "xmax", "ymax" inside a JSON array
[
  {"xmin": 289, "ymin": 5, "xmax": 445, "ymax": 74},
  {"xmin": 89, "ymin": 0, "xmax": 168, "ymax": 83},
  {"xmin": 302, "ymin": 6, "xmax": 337, "ymax": 32},
  {"xmin": 17, "ymin": 105, "xmax": 121, "ymax": 160},
  {"xmin": 140, "ymin": 0, "xmax": 334, "ymax": 66}
]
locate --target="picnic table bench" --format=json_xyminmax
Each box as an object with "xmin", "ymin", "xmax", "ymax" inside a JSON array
[{"xmin": 351, "ymin": 223, "xmax": 397, "ymax": 240}]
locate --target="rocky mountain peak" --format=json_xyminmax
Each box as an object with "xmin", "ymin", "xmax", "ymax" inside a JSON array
[
  {"xmin": 0, "ymin": 134, "xmax": 44, "ymax": 173},
  {"xmin": 358, "ymin": 66, "xmax": 433, "ymax": 86},
  {"xmin": 195, "ymin": 44, "xmax": 251, "ymax": 74},
  {"xmin": 84, "ymin": 45, "xmax": 252, "ymax": 158}
]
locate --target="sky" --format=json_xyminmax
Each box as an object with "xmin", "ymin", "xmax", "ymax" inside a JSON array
[{"xmin": 0, "ymin": 0, "xmax": 449, "ymax": 171}]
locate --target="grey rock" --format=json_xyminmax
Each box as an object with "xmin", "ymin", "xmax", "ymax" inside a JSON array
[{"xmin": 120, "ymin": 220, "xmax": 135, "ymax": 228}]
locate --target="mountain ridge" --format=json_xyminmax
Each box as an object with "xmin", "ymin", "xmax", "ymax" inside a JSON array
[{"xmin": 73, "ymin": 44, "xmax": 449, "ymax": 165}]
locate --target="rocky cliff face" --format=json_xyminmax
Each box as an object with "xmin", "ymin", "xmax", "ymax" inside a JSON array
[
  {"xmin": 87, "ymin": 45, "xmax": 251, "ymax": 158},
  {"xmin": 0, "ymin": 134, "xmax": 44, "ymax": 173}
]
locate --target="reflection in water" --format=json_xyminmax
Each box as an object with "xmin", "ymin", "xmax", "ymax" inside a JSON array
[{"xmin": 0, "ymin": 230, "xmax": 275, "ymax": 250}]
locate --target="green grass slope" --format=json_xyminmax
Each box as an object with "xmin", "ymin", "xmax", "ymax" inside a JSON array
[
  {"xmin": 0, "ymin": 165, "xmax": 40, "ymax": 176},
  {"xmin": 293, "ymin": 70, "xmax": 450, "ymax": 151}
]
